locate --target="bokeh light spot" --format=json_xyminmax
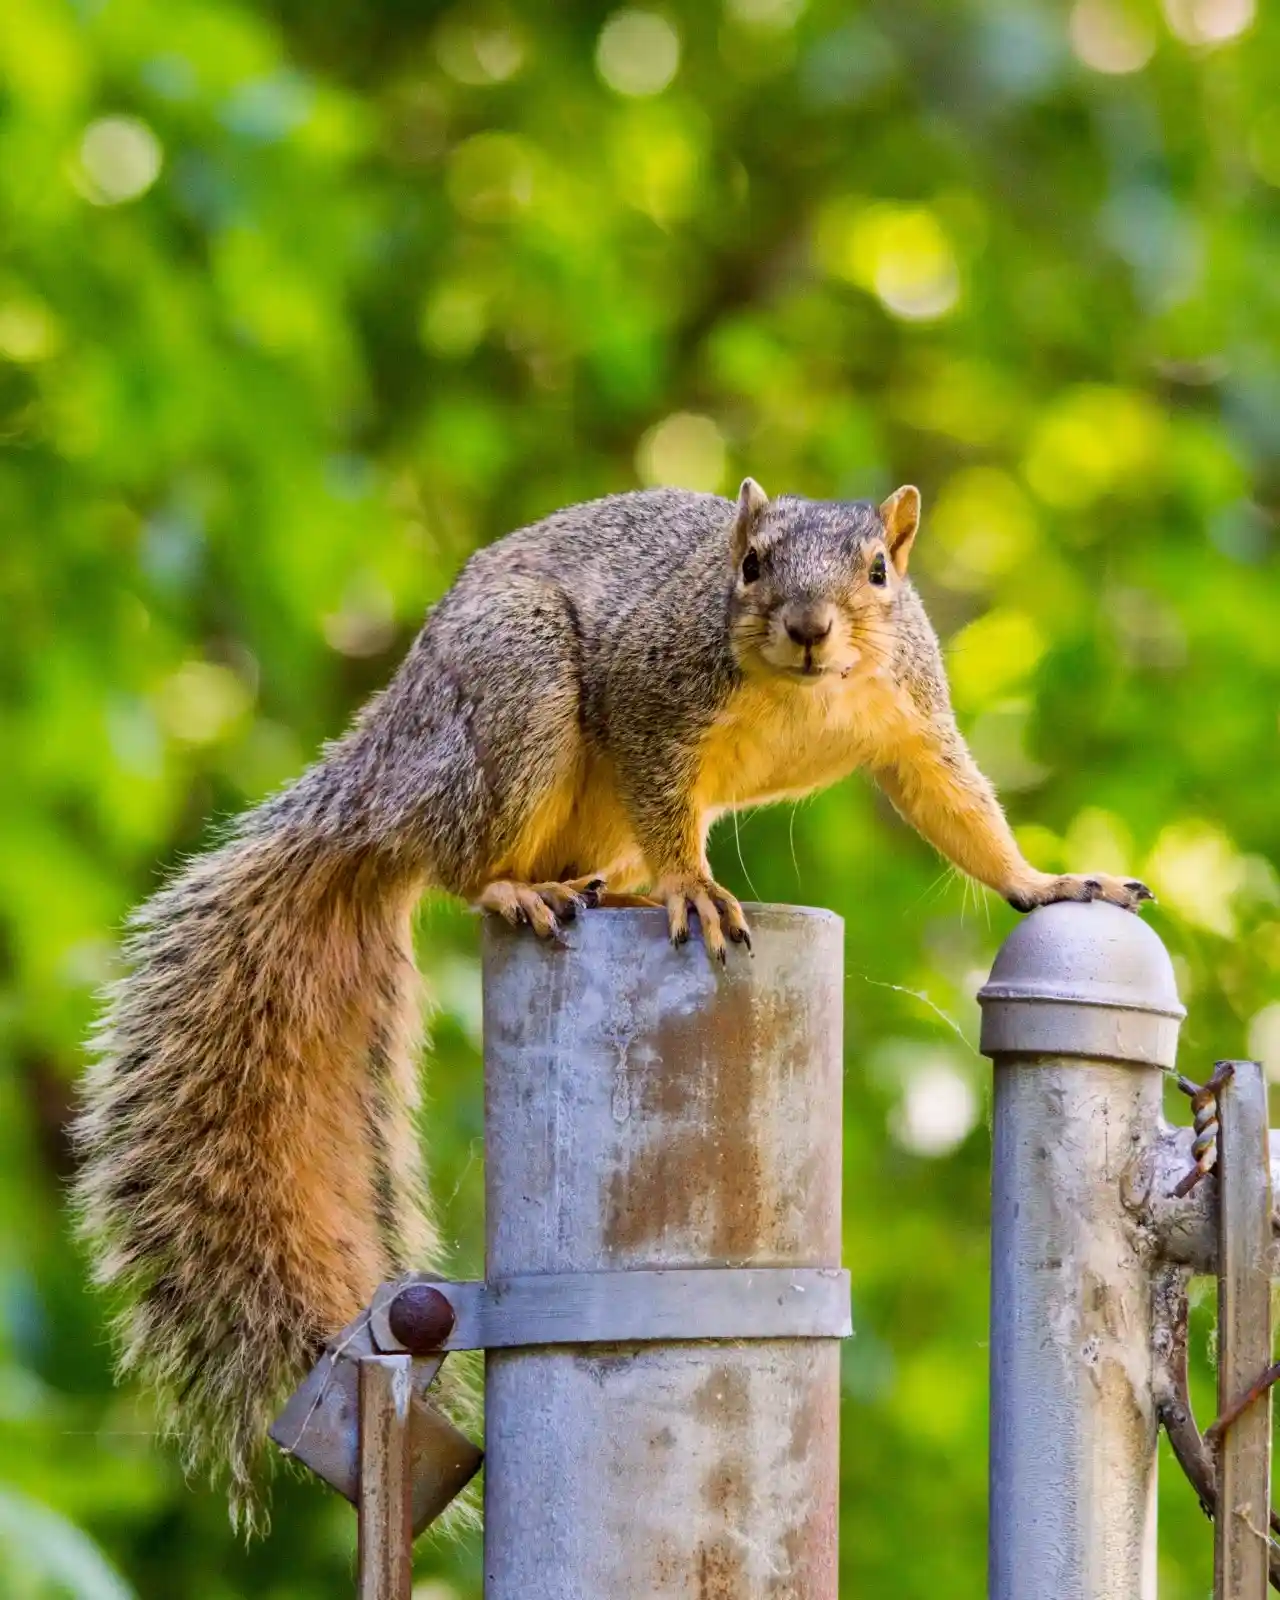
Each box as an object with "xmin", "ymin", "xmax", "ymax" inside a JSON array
[
  {"xmin": 1163, "ymin": 0, "xmax": 1254, "ymax": 45},
  {"xmin": 155, "ymin": 662, "xmax": 252, "ymax": 747},
  {"xmin": 446, "ymin": 132, "xmax": 536, "ymax": 221},
  {"xmin": 610, "ymin": 106, "xmax": 705, "ymax": 223},
  {"xmin": 1247, "ymin": 1003, "xmax": 1280, "ymax": 1081},
  {"xmin": 596, "ymin": 11, "xmax": 681, "ymax": 98},
  {"xmin": 1064, "ymin": 808, "xmax": 1135, "ymax": 878},
  {"xmin": 817, "ymin": 201, "xmax": 960, "ymax": 321},
  {"xmin": 636, "ymin": 412, "xmax": 726, "ymax": 491},
  {"xmin": 891, "ymin": 1059, "xmax": 979, "ymax": 1157},
  {"xmin": 947, "ymin": 610, "xmax": 1046, "ymax": 712},
  {"xmin": 1145, "ymin": 820, "xmax": 1246, "ymax": 937},
  {"xmin": 1069, "ymin": 0, "xmax": 1156, "ymax": 73},
  {"xmin": 1023, "ymin": 386, "xmax": 1164, "ymax": 509},
  {"xmin": 929, "ymin": 467, "xmax": 1036, "ymax": 591},
  {"xmin": 322, "ymin": 578, "xmax": 397, "ymax": 659},
  {"xmin": 75, "ymin": 115, "xmax": 163, "ymax": 205},
  {"xmin": 726, "ymin": 0, "xmax": 807, "ymax": 27},
  {"xmin": 0, "ymin": 299, "xmax": 61, "ymax": 363},
  {"xmin": 420, "ymin": 284, "xmax": 489, "ymax": 357},
  {"xmin": 436, "ymin": 22, "xmax": 526, "ymax": 85}
]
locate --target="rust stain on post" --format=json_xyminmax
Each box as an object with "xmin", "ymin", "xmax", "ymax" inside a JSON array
[
  {"xmin": 601, "ymin": 956, "xmax": 840, "ymax": 1267},
  {"xmin": 697, "ymin": 1538, "xmax": 746, "ymax": 1599},
  {"xmin": 604, "ymin": 988, "xmax": 766, "ymax": 1259}
]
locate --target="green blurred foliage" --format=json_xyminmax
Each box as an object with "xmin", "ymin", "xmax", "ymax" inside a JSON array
[{"xmin": 2, "ymin": 0, "xmax": 1278, "ymax": 1593}]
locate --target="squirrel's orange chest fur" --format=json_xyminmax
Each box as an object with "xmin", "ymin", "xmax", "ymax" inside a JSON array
[
  {"xmin": 696, "ymin": 668, "xmax": 907, "ymax": 815},
  {"xmin": 503, "ymin": 670, "xmax": 907, "ymax": 888}
]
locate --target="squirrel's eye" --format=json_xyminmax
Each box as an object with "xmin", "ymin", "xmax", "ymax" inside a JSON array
[
  {"xmin": 868, "ymin": 551, "xmax": 888, "ymax": 587},
  {"xmin": 741, "ymin": 549, "xmax": 760, "ymax": 584}
]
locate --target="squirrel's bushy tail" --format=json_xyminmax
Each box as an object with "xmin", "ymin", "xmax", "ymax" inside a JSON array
[{"xmin": 73, "ymin": 822, "xmax": 438, "ymax": 1533}]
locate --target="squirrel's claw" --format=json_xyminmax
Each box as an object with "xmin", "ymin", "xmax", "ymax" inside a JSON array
[
  {"xmin": 657, "ymin": 873, "xmax": 752, "ymax": 963},
  {"xmin": 477, "ymin": 879, "xmax": 579, "ymax": 938},
  {"xmin": 1007, "ymin": 872, "xmax": 1155, "ymax": 915}
]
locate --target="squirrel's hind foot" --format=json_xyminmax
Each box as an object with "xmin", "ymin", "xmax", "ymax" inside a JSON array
[
  {"xmin": 656, "ymin": 872, "xmax": 752, "ymax": 964},
  {"xmin": 1007, "ymin": 871, "xmax": 1155, "ymax": 915},
  {"xmin": 477, "ymin": 876, "xmax": 604, "ymax": 938}
]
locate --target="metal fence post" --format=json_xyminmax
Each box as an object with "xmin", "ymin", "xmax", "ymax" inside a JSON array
[
  {"xmin": 480, "ymin": 904, "xmax": 845, "ymax": 1600},
  {"xmin": 978, "ymin": 901, "xmax": 1186, "ymax": 1600},
  {"xmin": 1213, "ymin": 1060, "xmax": 1273, "ymax": 1600}
]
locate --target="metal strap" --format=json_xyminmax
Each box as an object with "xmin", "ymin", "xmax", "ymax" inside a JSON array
[{"xmin": 370, "ymin": 1267, "xmax": 852, "ymax": 1353}]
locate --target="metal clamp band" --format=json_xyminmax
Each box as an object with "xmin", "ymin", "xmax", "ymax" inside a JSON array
[{"xmin": 371, "ymin": 1267, "xmax": 852, "ymax": 1354}]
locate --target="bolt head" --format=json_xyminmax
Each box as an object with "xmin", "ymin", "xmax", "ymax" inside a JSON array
[{"xmin": 387, "ymin": 1284, "xmax": 456, "ymax": 1353}]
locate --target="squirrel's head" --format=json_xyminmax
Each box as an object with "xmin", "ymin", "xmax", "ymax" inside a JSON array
[{"xmin": 726, "ymin": 478, "xmax": 920, "ymax": 684}]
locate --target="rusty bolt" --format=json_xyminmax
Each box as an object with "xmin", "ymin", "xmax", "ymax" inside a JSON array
[{"xmin": 387, "ymin": 1284, "xmax": 456, "ymax": 1353}]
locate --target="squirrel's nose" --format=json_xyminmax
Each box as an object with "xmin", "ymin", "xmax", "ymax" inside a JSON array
[{"xmin": 783, "ymin": 604, "xmax": 835, "ymax": 648}]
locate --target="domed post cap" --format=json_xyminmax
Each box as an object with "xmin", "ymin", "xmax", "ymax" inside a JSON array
[{"xmin": 978, "ymin": 901, "xmax": 1185, "ymax": 1068}]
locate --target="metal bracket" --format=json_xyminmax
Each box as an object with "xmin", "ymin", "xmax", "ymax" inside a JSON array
[
  {"xmin": 269, "ymin": 1306, "xmax": 482, "ymax": 1538},
  {"xmin": 370, "ymin": 1266, "xmax": 853, "ymax": 1354}
]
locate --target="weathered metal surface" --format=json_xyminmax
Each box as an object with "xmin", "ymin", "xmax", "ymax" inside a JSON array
[
  {"xmin": 1136, "ymin": 1125, "xmax": 1280, "ymax": 1275},
  {"xmin": 481, "ymin": 903, "xmax": 844, "ymax": 1600},
  {"xmin": 981, "ymin": 902, "xmax": 1184, "ymax": 1600},
  {"xmin": 1213, "ymin": 1061, "xmax": 1272, "ymax": 1600},
  {"xmin": 269, "ymin": 1310, "xmax": 483, "ymax": 1535},
  {"xmin": 358, "ymin": 1356, "xmax": 413, "ymax": 1600},
  {"xmin": 370, "ymin": 1267, "xmax": 852, "ymax": 1352},
  {"xmin": 978, "ymin": 899, "xmax": 1184, "ymax": 1067}
]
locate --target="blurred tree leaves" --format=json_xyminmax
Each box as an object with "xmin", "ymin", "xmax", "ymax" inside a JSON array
[
  {"xmin": 2, "ymin": 0, "xmax": 1278, "ymax": 1595},
  {"xmin": 0, "ymin": 1489, "xmax": 136, "ymax": 1600}
]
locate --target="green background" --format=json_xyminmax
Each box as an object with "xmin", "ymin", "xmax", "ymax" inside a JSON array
[{"xmin": 3, "ymin": 0, "xmax": 1278, "ymax": 1594}]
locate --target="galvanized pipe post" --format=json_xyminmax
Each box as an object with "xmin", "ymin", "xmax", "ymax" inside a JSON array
[
  {"xmin": 979, "ymin": 902, "xmax": 1186, "ymax": 1600},
  {"xmin": 481, "ymin": 904, "xmax": 845, "ymax": 1600}
]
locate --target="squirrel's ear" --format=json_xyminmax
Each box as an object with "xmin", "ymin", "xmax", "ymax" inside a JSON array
[
  {"xmin": 732, "ymin": 477, "xmax": 768, "ymax": 560},
  {"xmin": 880, "ymin": 485, "xmax": 921, "ymax": 576}
]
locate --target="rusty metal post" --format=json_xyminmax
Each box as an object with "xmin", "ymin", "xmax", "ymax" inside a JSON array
[
  {"xmin": 1213, "ymin": 1060, "xmax": 1272, "ymax": 1600},
  {"xmin": 358, "ymin": 1355, "xmax": 414, "ymax": 1600},
  {"xmin": 979, "ymin": 901, "xmax": 1185, "ymax": 1600},
  {"xmin": 481, "ymin": 904, "xmax": 844, "ymax": 1599}
]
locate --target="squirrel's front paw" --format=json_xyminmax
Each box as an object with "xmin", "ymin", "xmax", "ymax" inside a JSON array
[
  {"xmin": 655, "ymin": 873, "xmax": 752, "ymax": 964},
  {"xmin": 1007, "ymin": 872, "xmax": 1155, "ymax": 915},
  {"xmin": 477, "ymin": 876, "xmax": 604, "ymax": 938}
]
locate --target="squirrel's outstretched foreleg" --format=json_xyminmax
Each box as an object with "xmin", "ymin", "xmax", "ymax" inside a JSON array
[{"xmin": 873, "ymin": 721, "xmax": 1153, "ymax": 912}]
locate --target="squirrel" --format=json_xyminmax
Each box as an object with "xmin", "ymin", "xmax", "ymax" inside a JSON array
[{"xmin": 73, "ymin": 479, "xmax": 1152, "ymax": 1529}]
